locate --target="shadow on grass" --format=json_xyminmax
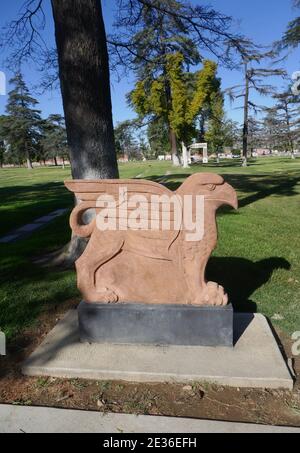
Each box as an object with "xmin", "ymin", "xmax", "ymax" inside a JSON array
[
  {"xmin": 0, "ymin": 214, "xmax": 78, "ymax": 344},
  {"xmin": 0, "ymin": 182, "xmax": 73, "ymax": 237},
  {"xmin": 207, "ymin": 256, "xmax": 291, "ymax": 312},
  {"xmin": 147, "ymin": 172, "xmax": 300, "ymax": 208}
]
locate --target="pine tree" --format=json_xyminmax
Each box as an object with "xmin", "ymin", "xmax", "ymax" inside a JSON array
[
  {"xmin": 280, "ymin": 0, "xmax": 300, "ymax": 49},
  {"xmin": 124, "ymin": 2, "xmax": 201, "ymax": 165},
  {"xmin": 4, "ymin": 73, "xmax": 43, "ymax": 169},
  {"xmin": 227, "ymin": 50, "xmax": 284, "ymax": 166},
  {"xmin": 0, "ymin": 116, "xmax": 6, "ymax": 168},
  {"xmin": 273, "ymin": 91, "xmax": 300, "ymax": 157},
  {"xmin": 114, "ymin": 120, "xmax": 137, "ymax": 158},
  {"xmin": 42, "ymin": 114, "xmax": 69, "ymax": 166}
]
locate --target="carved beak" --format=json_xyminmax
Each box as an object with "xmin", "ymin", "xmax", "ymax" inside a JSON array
[{"xmin": 214, "ymin": 183, "xmax": 238, "ymax": 210}]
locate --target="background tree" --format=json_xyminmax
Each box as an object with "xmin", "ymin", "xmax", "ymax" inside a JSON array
[
  {"xmin": 131, "ymin": 55, "xmax": 220, "ymax": 167},
  {"xmin": 272, "ymin": 90, "xmax": 300, "ymax": 157},
  {"xmin": 41, "ymin": 114, "xmax": 69, "ymax": 166},
  {"xmin": 222, "ymin": 119, "xmax": 241, "ymax": 151},
  {"xmin": 227, "ymin": 49, "xmax": 285, "ymax": 166},
  {"xmin": 0, "ymin": 116, "xmax": 6, "ymax": 168},
  {"xmin": 204, "ymin": 92, "xmax": 226, "ymax": 160},
  {"xmin": 0, "ymin": 142, "xmax": 4, "ymax": 168},
  {"xmin": 3, "ymin": 73, "xmax": 43, "ymax": 170},
  {"xmin": 124, "ymin": 3, "xmax": 201, "ymax": 165},
  {"xmin": 280, "ymin": 0, "xmax": 300, "ymax": 50},
  {"xmin": 111, "ymin": 0, "xmax": 249, "ymax": 165},
  {"xmin": 261, "ymin": 108, "xmax": 282, "ymax": 153},
  {"xmin": 114, "ymin": 120, "xmax": 137, "ymax": 159},
  {"xmin": 147, "ymin": 118, "xmax": 170, "ymax": 158},
  {"xmin": 247, "ymin": 116, "xmax": 264, "ymax": 156}
]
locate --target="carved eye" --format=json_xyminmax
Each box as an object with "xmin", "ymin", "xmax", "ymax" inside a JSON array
[{"xmin": 207, "ymin": 184, "xmax": 216, "ymax": 191}]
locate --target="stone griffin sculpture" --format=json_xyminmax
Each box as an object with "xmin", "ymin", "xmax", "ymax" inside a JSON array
[{"xmin": 65, "ymin": 173, "xmax": 238, "ymax": 307}]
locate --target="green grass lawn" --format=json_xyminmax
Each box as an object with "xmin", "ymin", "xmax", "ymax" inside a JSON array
[{"xmin": 0, "ymin": 157, "xmax": 299, "ymax": 339}]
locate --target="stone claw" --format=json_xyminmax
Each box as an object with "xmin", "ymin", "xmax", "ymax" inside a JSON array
[
  {"xmin": 92, "ymin": 287, "xmax": 119, "ymax": 304},
  {"xmin": 195, "ymin": 282, "xmax": 228, "ymax": 306}
]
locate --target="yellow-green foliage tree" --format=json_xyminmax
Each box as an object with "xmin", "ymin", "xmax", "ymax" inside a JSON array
[
  {"xmin": 130, "ymin": 53, "xmax": 220, "ymax": 166},
  {"xmin": 205, "ymin": 92, "xmax": 226, "ymax": 157}
]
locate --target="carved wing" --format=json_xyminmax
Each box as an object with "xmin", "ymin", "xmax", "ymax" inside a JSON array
[{"xmin": 64, "ymin": 179, "xmax": 183, "ymax": 247}]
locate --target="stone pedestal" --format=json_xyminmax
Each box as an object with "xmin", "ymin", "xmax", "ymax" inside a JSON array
[
  {"xmin": 22, "ymin": 310, "xmax": 294, "ymax": 389},
  {"xmin": 78, "ymin": 302, "xmax": 233, "ymax": 347}
]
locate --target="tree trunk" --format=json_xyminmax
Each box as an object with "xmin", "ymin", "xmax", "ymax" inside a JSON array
[
  {"xmin": 284, "ymin": 102, "xmax": 295, "ymax": 159},
  {"xmin": 181, "ymin": 142, "xmax": 190, "ymax": 168},
  {"xmin": 54, "ymin": 156, "xmax": 58, "ymax": 166},
  {"xmin": 199, "ymin": 114, "xmax": 205, "ymax": 142},
  {"xmin": 26, "ymin": 158, "xmax": 33, "ymax": 169},
  {"xmin": 25, "ymin": 143, "xmax": 33, "ymax": 170},
  {"xmin": 169, "ymin": 129, "xmax": 180, "ymax": 166},
  {"xmin": 51, "ymin": 0, "xmax": 119, "ymax": 265},
  {"xmin": 51, "ymin": 0, "xmax": 119, "ymax": 180},
  {"xmin": 242, "ymin": 62, "xmax": 249, "ymax": 168}
]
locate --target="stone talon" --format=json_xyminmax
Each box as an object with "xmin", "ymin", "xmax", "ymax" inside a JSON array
[
  {"xmin": 196, "ymin": 282, "xmax": 229, "ymax": 307},
  {"xmin": 86, "ymin": 288, "xmax": 119, "ymax": 304}
]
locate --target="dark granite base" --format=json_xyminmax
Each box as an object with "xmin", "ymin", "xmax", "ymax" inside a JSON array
[{"xmin": 78, "ymin": 302, "xmax": 234, "ymax": 347}]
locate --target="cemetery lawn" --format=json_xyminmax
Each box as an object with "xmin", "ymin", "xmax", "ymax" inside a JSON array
[
  {"xmin": 0, "ymin": 158, "xmax": 300, "ymax": 426},
  {"xmin": 0, "ymin": 158, "xmax": 299, "ymax": 339}
]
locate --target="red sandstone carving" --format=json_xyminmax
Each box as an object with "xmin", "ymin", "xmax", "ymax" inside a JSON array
[{"xmin": 65, "ymin": 173, "xmax": 238, "ymax": 306}]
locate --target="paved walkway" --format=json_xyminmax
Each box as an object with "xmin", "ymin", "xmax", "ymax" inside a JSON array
[
  {"xmin": 0, "ymin": 405, "xmax": 299, "ymax": 433},
  {"xmin": 0, "ymin": 209, "xmax": 68, "ymax": 244}
]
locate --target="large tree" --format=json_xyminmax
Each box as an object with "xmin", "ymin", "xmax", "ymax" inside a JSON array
[
  {"xmin": 0, "ymin": 116, "xmax": 6, "ymax": 168},
  {"xmin": 131, "ymin": 55, "xmax": 220, "ymax": 167},
  {"xmin": 3, "ymin": 73, "xmax": 43, "ymax": 169},
  {"xmin": 147, "ymin": 118, "xmax": 170, "ymax": 158},
  {"xmin": 110, "ymin": 0, "xmax": 248, "ymax": 165},
  {"xmin": 50, "ymin": 0, "xmax": 119, "ymax": 179},
  {"xmin": 227, "ymin": 49, "xmax": 284, "ymax": 166},
  {"xmin": 280, "ymin": 0, "xmax": 300, "ymax": 50},
  {"xmin": 114, "ymin": 120, "xmax": 138, "ymax": 158},
  {"xmin": 272, "ymin": 91, "xmax": 300, "ymax": 157},
  {"xmin": 2, "ymin": 0, "xmax": 247, "ymax": 176},
  {"xmin": 41, "ymin": 114, "xmax": 69, "ymax": 166},
  {"xmin": 261, "ymin": 108, "xmax": 282, "ymax": 153},
  {"xmin": 205, "ymin": 92, "xmax": 226, "ymax": 159}
]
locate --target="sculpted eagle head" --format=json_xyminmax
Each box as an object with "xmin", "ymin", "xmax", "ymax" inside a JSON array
[{"xmin": 177, "ymin": 173, "xmax": 238, "ymax": 211}]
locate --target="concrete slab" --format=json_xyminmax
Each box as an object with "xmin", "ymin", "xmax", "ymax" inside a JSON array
[
  {"xmin": 22, "ymin": 310, "xmax": 294, "ymax": 390},
  {"xmin": 0, "ymin": 405, "xmax": 299, "ymax": 433}
]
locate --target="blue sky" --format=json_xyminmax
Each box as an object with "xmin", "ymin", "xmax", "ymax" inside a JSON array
[{"xmin": 0, "ymin": 0, "xmax": 299, "ymax": 125}]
